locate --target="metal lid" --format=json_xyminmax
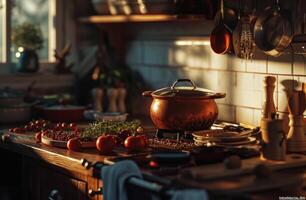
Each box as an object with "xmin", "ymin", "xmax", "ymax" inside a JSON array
[{"xmin": 151, "ymin": 79, "xmax": 226, "ymax": 99}]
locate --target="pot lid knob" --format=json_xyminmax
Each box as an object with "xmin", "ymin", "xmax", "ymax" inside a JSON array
[{"xmin": 171, "ymin": 79, "xmax": 197, "ymax": 90}]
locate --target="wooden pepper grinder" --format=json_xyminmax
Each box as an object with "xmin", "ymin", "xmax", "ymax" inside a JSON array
[
  {"xmin": 262, "ymin": 76, "xmax": 277, "ymax": 119},
  {"xmin": 287, "ymin": 83, "xmax": 306, "ymax": 152}
]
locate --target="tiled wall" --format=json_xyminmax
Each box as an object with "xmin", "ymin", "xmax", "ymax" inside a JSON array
[{"xmin": 125, "ymin": 22, "xmax": 306, "ymax": 127}]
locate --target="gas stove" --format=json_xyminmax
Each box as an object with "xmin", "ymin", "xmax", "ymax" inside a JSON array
[
  {"xmin": 149, "ymin": 121, "xmax": 260, "ymax": 151},
  {"xmin": 154, "ymin": 121, "xmax": 255, "ymax": 140}
]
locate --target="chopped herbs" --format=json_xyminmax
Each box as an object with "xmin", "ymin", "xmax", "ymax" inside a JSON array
[{"xmin": 81, "ymin": 120, "xmax": 141, "ymax": 139}]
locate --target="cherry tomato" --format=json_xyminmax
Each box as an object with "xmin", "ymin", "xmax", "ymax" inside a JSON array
[
  {"xmin": 69, "ymin": 123, "xmax": 77, "ymax": 129},
  {"xmin": 35, "ymin": 132, "xmax": 42, "ymax": 143},
  {"xmin": 41, "ymin": 130, "xmax": 48, "ymax": 137},
  {"xmin": 124, "ymin": 136, "xmax": 145, "ymax": 152},
  {"xmin": 67, "ymin": 138, "xmax": 82, "ymax": 151},
  {"xmin": 96, "ymin": 135, "xmax": 116, "ymax": 154},
  {"xmin": 54, "ymin": 124, "xmax": 62, "ymax": 131},
  {"xmin": 61, "ymin": 123, "xmax": 67, "ymax": 129},
  {"xmin": 13, "ymin": 127, "xmax": 25, "ymax": 133}
]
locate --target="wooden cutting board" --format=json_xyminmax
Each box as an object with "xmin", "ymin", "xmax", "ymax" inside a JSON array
[{"xmin": 41, "ymin": 135, "xmax": 96, "ymax": 148}]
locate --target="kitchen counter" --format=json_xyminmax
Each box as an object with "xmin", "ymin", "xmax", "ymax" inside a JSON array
[{"xmin": 1, "ymin": 128, "xmax": 306, "ymax": 200}]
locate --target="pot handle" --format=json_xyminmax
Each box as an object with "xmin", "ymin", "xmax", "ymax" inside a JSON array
[
  {"xmin": 142, "ymin": 91, "xmax": 153, "ymax": 97},
  {"xmin": 171, "ymin": 79, "xmax": 197, "ymax": 89}
]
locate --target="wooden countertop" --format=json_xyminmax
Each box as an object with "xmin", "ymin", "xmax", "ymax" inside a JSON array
[
  {"xmin": 0, "ymin": 131, "xmax": 114, "ymax": 177},
  {"xmin": 1, "ymin": 125, "xmax": 306, "ymax": 198}
]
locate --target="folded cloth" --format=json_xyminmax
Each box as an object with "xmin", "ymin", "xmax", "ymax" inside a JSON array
[
  {"xmin": 170, "ymin": 189, "xmax": 209, "ymax": 200},
  {"xmin": 101, "ymin": 160, "xmax": 142, "ymax": 200}
]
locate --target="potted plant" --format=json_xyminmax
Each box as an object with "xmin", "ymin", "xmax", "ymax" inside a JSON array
[{"xmin": 11, "ymin": 22, "xmax": 44, "ymax": 73}]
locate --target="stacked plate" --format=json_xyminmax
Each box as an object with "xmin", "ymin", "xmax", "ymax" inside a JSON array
[{"xmin": 192, "ymin": 129, "xmax": 258, "ymax": 147}]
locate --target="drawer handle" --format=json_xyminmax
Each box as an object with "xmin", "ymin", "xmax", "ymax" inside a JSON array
[
  {"xmin": 48, "ymin": 189, "xmax": 63, "ymax": 200},
  {"xmin": 88, "ymin": 187, "xmax": 103, "ymax": 197}
]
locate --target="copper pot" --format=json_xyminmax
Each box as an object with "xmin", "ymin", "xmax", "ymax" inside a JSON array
[{"xmin": 142, "ymin": 79, "xmax": 226, "ymax": 131}]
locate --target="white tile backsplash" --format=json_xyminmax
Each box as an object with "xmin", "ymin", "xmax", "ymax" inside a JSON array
[
  {"xmin": 217, "ymin": 104, "xmax": 236, "ymax": 122},
  {"xmin": 268, "ymin": 54, "xmax": 294, "ymax": 74},
  {"xmin": 236, "ymin": 107, "xmax": 254, "ymax": 126},
  {"xmin": 126, "ymin": 36, "xmax": 306, "ymax": 125}
]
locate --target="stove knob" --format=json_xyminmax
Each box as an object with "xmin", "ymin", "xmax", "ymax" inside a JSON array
[
  {"xmin": 88, "ymin": 187, "xmax": 103, "ymax": 197},
  {"xmin": 48, "ymin": 189, "xmax": 63, "ymax": 200}
]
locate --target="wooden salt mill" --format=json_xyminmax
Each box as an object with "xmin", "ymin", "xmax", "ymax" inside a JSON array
[
  {"xmin": 262, "ymin": 76, "xmax": 277, "ymax": 119},
  {"xmin": 287, "ymin": 83, "xmax": 306, "ymax": 152},
  {"xmin": 260, "ymin": 115, "xmax": 286, "ymax": 161},
  {"xmin": 260, "ymin": 76, "xmax": 286, "ymax": 160}
]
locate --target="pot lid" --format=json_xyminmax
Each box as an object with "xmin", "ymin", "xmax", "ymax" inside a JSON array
[{"xmin": 151, "ymin": 79, "xmax": 226, "ymax": 99}]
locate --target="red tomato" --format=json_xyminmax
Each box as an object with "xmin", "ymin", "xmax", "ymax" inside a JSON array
[
  {"xmin": 96, "ymin": 135, "xmax": 116, "ymax": 154},
  {"xmin": 124, "ymin": 136, "xmax": 145, "ymax": 152},
  {"xmin": 35, "ymin": 132, "xmax": 42, "ymax": 143},
  {"xmin": 67, "ymin": 138, "xmax": 82, "ymax": 151},
  {"xmin": 138, "ymin": 135, "xmax": 149, "ymax": 147}
]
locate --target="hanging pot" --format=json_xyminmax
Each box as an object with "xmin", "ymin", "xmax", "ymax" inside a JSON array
[
  {"xmin": 142, "ymin": 79, "xmax": 226, "ymax": 131},
  {"xmin": 16, "ymin": 49, "xmax": 39, "ymax": 73},
  {"xmin": 253, "ymin": 0, "xmax": 293, "ymax": 57}
]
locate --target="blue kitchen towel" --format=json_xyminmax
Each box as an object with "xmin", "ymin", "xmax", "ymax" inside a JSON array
[
  {"xmin": 101, "ymin": 160, "xmax": 142, "ymax": 200},
  {"xmin": 170, "ymin": 189, "xmax": 209, "ymax": 200}
]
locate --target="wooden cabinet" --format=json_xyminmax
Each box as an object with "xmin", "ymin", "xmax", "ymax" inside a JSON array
[
  {"xmin": 22, "ymin": 157, "xmax": 88, "ymax": 200},
  {"xmin": 0, "ymin": 137, "xmax": 105, "ymax": 200}
]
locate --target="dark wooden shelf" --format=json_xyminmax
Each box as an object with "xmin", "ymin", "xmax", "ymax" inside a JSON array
[{"xmin": 78, "ymin": 14, "xmax": 207, "ymax": 24}]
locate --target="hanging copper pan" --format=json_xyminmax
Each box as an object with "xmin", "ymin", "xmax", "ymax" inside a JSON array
[{"xmin": 210, "ymin": 0, "xmax": 233, "ymax": 54}]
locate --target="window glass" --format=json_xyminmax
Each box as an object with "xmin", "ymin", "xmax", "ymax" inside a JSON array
[
  {"xmin": 11, "ymin": 0, "xmax": 49, "ymax": 62},
  {"xmin": 0, "ymin": 2, "xmax": 3, "ymax": 62}
]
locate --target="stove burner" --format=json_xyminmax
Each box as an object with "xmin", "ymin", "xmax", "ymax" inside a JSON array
[{"xmin": 154, "ymin": 122, "xmax": 255, "ymax": 142}]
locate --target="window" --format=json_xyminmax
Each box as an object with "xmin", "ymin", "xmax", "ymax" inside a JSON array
[
  {"xmin": 0, "ymin": 2, "xmax": 4, "ymax": 62},
  {"xmin": 0, "ymin": 0, "xmax": 57, "ymax": 64},
  {"xmin": 11, "ymin": 0, "xmax": 50, "ymax": 61}
]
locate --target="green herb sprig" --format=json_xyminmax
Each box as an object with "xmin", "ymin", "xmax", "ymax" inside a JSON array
[{"xmin": 81, "ymin": 120, "xmax": 141, "ymax": 139}]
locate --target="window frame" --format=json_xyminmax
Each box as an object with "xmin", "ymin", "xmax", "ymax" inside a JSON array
[{"xmin": 0, "ymin": 0, "xmax": 63, "ymax": 68}]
